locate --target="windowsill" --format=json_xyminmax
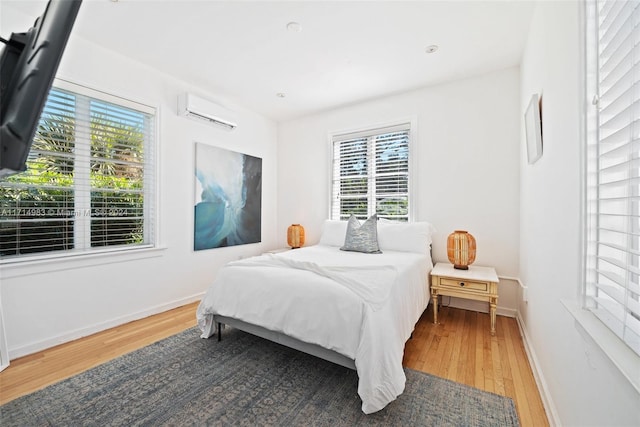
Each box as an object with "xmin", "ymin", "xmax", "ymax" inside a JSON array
[
  {"xmin": 0, "ymin": 246, "xmax": 168, "ymax": 279},
  {"xmin": 561, "ymin": 299, "xmax": 640, "ymax": 394}
]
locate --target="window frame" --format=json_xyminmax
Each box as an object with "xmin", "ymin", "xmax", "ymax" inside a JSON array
[
  {"xmin": 0, "ymin": 78, "xmax": 160, "ymax": 268},
  {"xmin": 575, "ymin": 0, "xmax": 640, "ymax": 392},
  {"xmin": 328, "ymin": 117, "xmax": 418, "ymax": 222}
]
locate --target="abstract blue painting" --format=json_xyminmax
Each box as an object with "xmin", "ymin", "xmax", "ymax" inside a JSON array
[{"xmin": 194, "ymin": 143, "xmax": 262, "ymax": 250}]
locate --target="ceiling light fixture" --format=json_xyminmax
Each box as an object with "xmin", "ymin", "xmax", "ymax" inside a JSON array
[
  {"xmin": 425, "ymin": 45, "xmax": 439, "ymax": 54},
  {"xmin": 286, "ymin": 22, "xmax": 302, "ymax": 33},
  {"xmin": 276, "ymin": 93, "xmax": 286, "ymax": 98}
]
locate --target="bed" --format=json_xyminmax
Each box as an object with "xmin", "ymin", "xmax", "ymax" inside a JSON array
[{"xmin": 196, "ymin": 218, "xmax": 435, "ymax": 414}]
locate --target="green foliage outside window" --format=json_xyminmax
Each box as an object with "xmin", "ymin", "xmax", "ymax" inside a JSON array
[{"xmin": 0, "ymin": 90, "xmax": 147, "ymax": 258}]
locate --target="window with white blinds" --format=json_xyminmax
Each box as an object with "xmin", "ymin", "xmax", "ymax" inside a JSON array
[
  {"xmin": 331, "ymin": 123, "xmax": 410, "ymax": 222},
  {"xmin": 585, "ymin": 0, "xmax": 640, "ymax": 356},
  {"xmin": 0, "ymin": 80, "xmax": 156, "ymax": 260}
]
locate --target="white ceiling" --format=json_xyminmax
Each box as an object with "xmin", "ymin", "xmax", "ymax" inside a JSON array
[{"xmin": 5, "ymin": 0, "xmax": 535, "ymax": 122}]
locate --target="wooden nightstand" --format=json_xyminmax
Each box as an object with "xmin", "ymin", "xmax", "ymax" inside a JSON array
[{"xmin": 430, "ymin": 262, "xmax": 499, "ymax": 335}]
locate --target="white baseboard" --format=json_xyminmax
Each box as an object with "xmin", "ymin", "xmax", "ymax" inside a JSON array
[
  {"xmin": 515, "ymin": 312, "xmax": 561, "ymax": 427},
  {"xmin": 9, "ymin": 293, "xmax": 204, "ymax": 360},
  {"xmin": 497, "ymin": 306, "xmax": 518, "ymax": 318},
  {"xmin": 445, "ymin": 297, "xmax": 517, "ymax": 318}
]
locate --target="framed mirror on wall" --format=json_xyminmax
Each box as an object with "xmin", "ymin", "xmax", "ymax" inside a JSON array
[{"xmin": 525, "ymin": 93, "xmax": 543, "ymax": 164}]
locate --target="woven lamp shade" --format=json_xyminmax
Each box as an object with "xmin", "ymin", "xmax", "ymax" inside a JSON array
[
  {"xmin": 447, "ymin": 230, "xmax": 476, "ymax": 270},
  {"xmin": 287, "ymin": 224, "xmax": 305, "ymax": 249}
]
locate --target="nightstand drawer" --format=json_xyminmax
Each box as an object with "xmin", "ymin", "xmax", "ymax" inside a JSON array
[{"xmin": 439, "ymin": 277, "xmax": 488, "ymax": 292}]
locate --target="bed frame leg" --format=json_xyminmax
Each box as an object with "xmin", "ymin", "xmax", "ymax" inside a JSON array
[{"xmin": 217, "ymin": 322, "xmax": 222, "ymax": 342}]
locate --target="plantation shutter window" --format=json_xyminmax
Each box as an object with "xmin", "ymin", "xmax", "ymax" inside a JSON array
[
  {"xmin": 331, "ymin": 123, "xmax": 410, "ymax": 222},
  {"xmin": 0, "ymin": 80, "xmax": 156, "ymax": 259},
  {"xmin": 585, "ymin": 0, "xmax": 640, "ymax": 356}
]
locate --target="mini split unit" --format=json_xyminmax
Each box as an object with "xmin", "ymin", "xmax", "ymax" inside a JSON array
[{"xmin": 178, "ymin": 93, "xmax": 237, "ymax": 130}]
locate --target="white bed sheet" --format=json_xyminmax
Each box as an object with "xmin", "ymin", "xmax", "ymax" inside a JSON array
[{"xmin": 196, "ymin": 245, "xmax": 432, "ymax": 414}]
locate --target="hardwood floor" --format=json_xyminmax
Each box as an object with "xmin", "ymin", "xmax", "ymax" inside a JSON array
[
  {"xmin": 0, "ymin": 302, "xmax": 548, "ymax": 426},
  {"xmin": 0, "ymin": 302, "xmax": 198, "ymax": 406},
  {"xmin": 404, "ymin": 304, "xmax": 549, "ymax": 427}
]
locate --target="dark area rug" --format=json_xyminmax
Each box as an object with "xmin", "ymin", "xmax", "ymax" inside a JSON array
[{"xmin": 1, "ymin": 327, "xmax": 519, "ymax": 426}]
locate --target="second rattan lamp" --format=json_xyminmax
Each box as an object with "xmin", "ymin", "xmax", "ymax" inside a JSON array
[{"xmin": 447, "ymin": 230, "xmax": 476, "ymax": 270}]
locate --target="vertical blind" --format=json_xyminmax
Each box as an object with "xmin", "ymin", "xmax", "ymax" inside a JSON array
[
  {"xmin": 0, "ymin": 81, "xmax": 156, "ymax": 259},
  {"xmin": 331, "ymin": 123, "xmax": 410, "ymax": 221},
  {"xmin": 585, "ymin": 0, "xmax": 640, "ymax": 356}
]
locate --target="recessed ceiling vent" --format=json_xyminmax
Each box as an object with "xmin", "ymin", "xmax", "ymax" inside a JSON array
[{"xmin": 178, "ymin": 93, "xmax": 237, "ymax": 130}]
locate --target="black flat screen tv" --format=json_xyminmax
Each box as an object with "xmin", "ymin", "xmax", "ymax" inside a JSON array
[{"xmin": 0, "ymin": 0, "xmax": 82, "ymax": 177}]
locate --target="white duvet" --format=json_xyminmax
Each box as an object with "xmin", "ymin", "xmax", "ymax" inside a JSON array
[{"xmin": 196, "ymin": 245, "xmax": 432, "ymax": 414}]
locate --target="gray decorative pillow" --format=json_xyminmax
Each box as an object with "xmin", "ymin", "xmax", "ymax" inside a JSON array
[{"xmin": 340, "ymin": 214, "xmax": 382, "ymax": 254}]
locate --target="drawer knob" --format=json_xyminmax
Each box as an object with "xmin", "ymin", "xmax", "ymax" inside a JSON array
[{"xmin": 460, "ymin": 282, "xmax": 465, "ymax": 287}]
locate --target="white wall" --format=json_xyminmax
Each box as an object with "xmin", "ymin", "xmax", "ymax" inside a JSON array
[
  {"xmin": 519, "ymin": 2, "xmax": 639, "ymax": 426},
  {"xmin": 0, "ymin": 5, "xmax": 278, "ymax": 358},
  {"xmin": 278, "ymin": 67, "xmax": 521, "ymax": 314},
  {"xmin": 8, "ymin": 5, "xmax": 636, "ymax": 425}
]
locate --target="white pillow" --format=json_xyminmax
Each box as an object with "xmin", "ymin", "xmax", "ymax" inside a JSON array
[
  {"xmin": 318, "ymin": 220, "xmax": 348, "ymax": 246},
  {"xmin": 377, "ymin": 221, "xmax": 436, "ymax": 253},
  {"xmin": 319, "ymin": 219, "xmax": 435, "ymax": 253}
]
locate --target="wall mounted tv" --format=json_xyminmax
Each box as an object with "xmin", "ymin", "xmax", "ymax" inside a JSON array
[{"xmin": 0, "ymin": 0, "xmax": 82, "ymax": 177}]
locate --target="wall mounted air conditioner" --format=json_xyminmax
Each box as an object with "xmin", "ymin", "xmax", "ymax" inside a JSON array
[{"xmin": 178, "ymin": 93, "xmax": 237, "ymax": 130}]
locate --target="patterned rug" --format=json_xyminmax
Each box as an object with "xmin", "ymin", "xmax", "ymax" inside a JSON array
[{"xmin": 1, "ymin": 327, "xmax": 519, "ymax": 426}]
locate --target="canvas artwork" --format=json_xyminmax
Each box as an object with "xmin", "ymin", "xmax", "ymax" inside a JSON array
[{"xmin": 194, "ymin": 143, "xmax": 262, "ymax": 250}]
